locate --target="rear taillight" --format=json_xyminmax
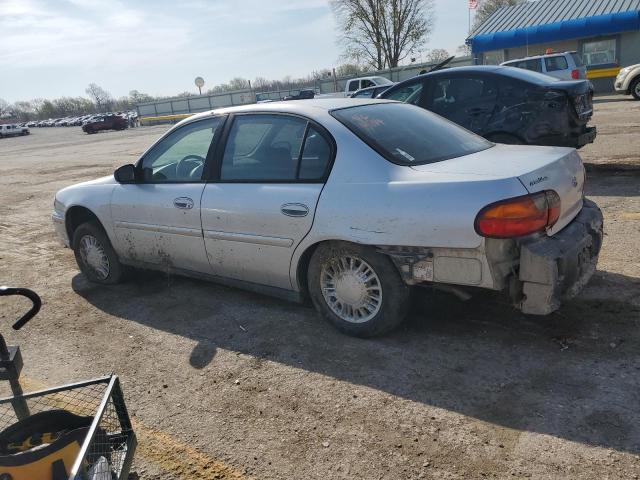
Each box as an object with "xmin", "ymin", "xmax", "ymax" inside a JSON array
[
  {"xmin": 571, "ymin": 69, "xmax": 580, "ymax": 79},
  {"xmin": 475, "ymin": 191, "xmax": 561, "ymax": 238}
]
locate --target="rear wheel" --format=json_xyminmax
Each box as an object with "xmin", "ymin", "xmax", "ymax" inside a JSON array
[
  {"xmin": 631, "ymin": 77, "xmax": 640, "ymax": 100},
  {"xmin": 307, "ymin": 242, "xmax": 410, "ymax": 337},
  {"xmin": 72, "ymin": 222, "xmax": 125, "ymax": 284}
]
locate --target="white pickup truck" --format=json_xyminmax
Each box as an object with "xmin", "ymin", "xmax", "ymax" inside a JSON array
[
  {"xmin": 0, "ymin": 124, "xmax": 29, "ymax": 137},
  {"xmin": 319, "ymin": 76, "xmax": 394, "ymax": 98}
]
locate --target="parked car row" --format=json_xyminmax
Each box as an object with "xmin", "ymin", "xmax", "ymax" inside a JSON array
[{"xmin": 23, "ymin": 111, "xmax": 138, "ymax": 129}]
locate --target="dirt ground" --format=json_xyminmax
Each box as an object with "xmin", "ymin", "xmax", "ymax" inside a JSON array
[{"xmin": 0, "ymin": 97, "xmax": 639, "ymax": 479}]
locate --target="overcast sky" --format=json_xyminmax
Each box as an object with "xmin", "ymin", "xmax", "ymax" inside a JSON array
[{"xmin": 0, "ymin": 0, "xmax": 473, "ymax": 103}]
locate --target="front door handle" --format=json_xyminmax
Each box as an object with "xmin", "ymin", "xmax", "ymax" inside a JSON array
[
  {"xmin": 281, "ymin": 203, "xmax": 309, "ymax": 217},
  {"xmin": 174, "ymin": 197, "xmax": 194, "ymax": 210}
]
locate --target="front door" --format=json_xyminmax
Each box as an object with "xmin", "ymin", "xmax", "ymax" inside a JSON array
[
  {"xmin": 111, "ymin": 116, "xmax": 225, "ymax": 273},
  {"xmin": 201, "ymin": 113, "xmax": 334, "ymax": 290}
]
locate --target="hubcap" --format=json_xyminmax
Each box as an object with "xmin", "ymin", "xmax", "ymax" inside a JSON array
[
  {"xmin": 79, "ymin": 234, "xmax": 110, "ymax": 280},
  {"xmin": 320, "ymin": 256, "xmax": 382, "ymax": 323},
  {"xmin": 635, "ymin": 82, "xmax": 640, "ymax": 97}
]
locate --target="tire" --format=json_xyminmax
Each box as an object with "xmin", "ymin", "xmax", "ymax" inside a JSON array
[
  {"xmin": 72, "ymin": 222, "xmax": 125, "ymax": 284},
  {"xmin": 307, "ymin": 242, "xmax": 411, "ymax": 337},
  {"xmin": 487, "ymin": 133, "xmax": 524, "ymax": 145},
  {"xmin": 631, "ymin": 77, "xmax": 640, "ymax": 101}
]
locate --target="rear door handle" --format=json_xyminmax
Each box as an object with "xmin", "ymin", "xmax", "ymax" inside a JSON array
[
  {"xmin": 281, "ymin": 203, "xmax": 309, "ymax": 217},
  {"xmin": 174, "ymin": 197, "xmax": 194, "ymax": 210}
]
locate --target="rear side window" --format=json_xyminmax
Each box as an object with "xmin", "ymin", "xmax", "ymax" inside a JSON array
[
  {"xmin": 545, "ymin": 56, "xmax": 568, "ymax": 72},
  {"xmin": 429, "ymin": 76, "xmax": 498, "ymax": 107},
  {"xmin": 299, "ymin": 126, "xmax": 332, "ymax": 180},
  {"xmin": 506, "ymin": 59, "xmax": 542, "ymax": 73},
  {"xmin": 331, "ymin": 103, "xmax": 492, "ymax": 166},
  {"xmin": 221, "ymin": 115, "xmax": 332, "ymax": 182}
]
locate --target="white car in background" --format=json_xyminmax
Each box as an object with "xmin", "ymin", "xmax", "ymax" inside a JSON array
[
  {"xmin": 0, "ymin": 124, "xmax": 29, "ymax": 137},
  {"xmin": 502, "ymin": 51, "xmax": 587, "ymax": 80},
  {"xmin": 614, "ymin": 63, "xmax": 640, "ymax": 100},
  {"xmin": 52, "ymin": 99, "xmax": 603, "ymax": 337}
]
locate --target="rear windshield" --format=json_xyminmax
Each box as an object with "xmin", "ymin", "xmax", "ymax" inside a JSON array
[{"xmin": 331, "ymin": 103, "xmax": 492, "ymax": 166}]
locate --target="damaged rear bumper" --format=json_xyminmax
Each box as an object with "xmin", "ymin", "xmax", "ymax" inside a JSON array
[{"xmin": 515, "ymin": 199, "xmax": 603, "ymax": 315}]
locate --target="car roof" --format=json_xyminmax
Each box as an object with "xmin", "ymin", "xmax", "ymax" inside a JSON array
[
  {"xmin": 401, "ymin": 65, "xmax": 559, "ymax": 85},
  {"xmin": 184, "ymin": 98, "xmax": 397, "ymax": 124}
]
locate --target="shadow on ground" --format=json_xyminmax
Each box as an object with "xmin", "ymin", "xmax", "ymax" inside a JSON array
[
  {"xmin": 73, "ymin": 265, "xmax": 640, "ymax": 455},
  {"xmin": 592, "ymin": 96, "xmax": 635, "ymax": 104}
]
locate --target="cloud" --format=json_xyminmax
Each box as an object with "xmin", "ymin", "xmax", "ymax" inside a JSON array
[{"xmin": 0, "ymin": 0, "xmax": 193, "ymax": 70}]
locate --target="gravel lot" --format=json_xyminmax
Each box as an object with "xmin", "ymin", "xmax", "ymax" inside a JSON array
[{"xmin": 0, "ymin": 97, "xmax": 639, "ymax": 479}]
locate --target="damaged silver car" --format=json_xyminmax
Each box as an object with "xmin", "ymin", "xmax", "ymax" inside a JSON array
[{"xmin": 52, "ymin": 99, "xmax": 603, "ymax": 337}]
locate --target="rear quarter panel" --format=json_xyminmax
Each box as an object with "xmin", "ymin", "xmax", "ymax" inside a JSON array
[{"xmin": 290, "ymin": 116, "xmax": 528, "ymax": 287}]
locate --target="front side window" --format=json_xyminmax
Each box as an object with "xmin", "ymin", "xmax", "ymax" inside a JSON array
[
  {"xmin": 545, "ymin": 56, "xmax": 568, "ymax": 72},
  {"xmin": 141, "ymin": 117, "xmax": 223, "ymax": 183},
  {"xmin": 348, "ymin": 80, "xmax": 359, "ymax": 92},
  {"xmin": 331, "ymin": 103, "xmax": 492, "ymax": 166},
  {"xmin": 582, "ymin": 38, "xmax": 616, "ymax": 66},
  {"xmin": 221, "ymin": 115, "xmax": 332, "ymax": 182}
]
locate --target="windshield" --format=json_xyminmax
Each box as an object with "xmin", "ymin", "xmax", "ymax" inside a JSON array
[
  {"xmin": 331, "ymin": 102, "xmax": 492, "ymax": 166},
  {"xmin": 372, "ymin": 76, "xmax": 393, "ymax": 85}
]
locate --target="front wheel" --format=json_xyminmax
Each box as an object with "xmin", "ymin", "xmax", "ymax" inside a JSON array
[
  {"xmin": 72, "ymin": 222, "xmax": 125, "ymax": 284},
  {"xmin": 307, "ymin": 242, "xmax": 410, "ymax": 337},
  {"xmin": 631, "ymin": 77, "xmax": 640, "ymax": 101}
]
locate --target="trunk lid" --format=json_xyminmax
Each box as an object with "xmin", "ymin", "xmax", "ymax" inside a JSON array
[{"xmin": 410, "ymin": 144, "xmax": 585, "ymax": 236}]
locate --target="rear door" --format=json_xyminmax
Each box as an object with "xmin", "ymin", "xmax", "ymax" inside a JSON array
[
  {"xmin": 425, "ymin": 74, "xmax": 499, "ymax": 133},
  {"xmin": 201, "ymin": 113, "xmax": 334, "ymax": 290}
]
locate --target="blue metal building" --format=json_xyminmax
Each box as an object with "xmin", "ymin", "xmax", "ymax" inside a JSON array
[{"xmin": 467, "ymin": 0, "xmax": 640, "ymax": 91}]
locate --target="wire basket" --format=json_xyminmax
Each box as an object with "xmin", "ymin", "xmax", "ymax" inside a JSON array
[{"xmin": 0, "ymin": 375, "xmax": 136, "ymax": 480}]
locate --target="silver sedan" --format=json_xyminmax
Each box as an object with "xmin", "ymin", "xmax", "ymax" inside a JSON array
[{"xmin": 53, "ymin": 99, "xmax": 603, "ymax": 337}]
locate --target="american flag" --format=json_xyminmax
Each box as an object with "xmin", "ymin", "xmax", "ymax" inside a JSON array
[{"xmin": 469, "ymin": 0, "xmax": 478, "ymax": 9}]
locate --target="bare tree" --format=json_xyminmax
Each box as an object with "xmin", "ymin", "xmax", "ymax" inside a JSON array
[
  {"xmin": 425, "ymin": 48, "xmax": 450, "ymax": 63},
  {"xmin": 85, "ymin": 83, "xmax": 113, "ymax": 112},
  {"xmin": 456, "ymin": 44, "xmax": 471, "ymax": 56},
  {"xmin": 331, "ymin": 0, "xmax": 434, "ymax": 70},
  {"xmin": 0, "ymin": 98, "xmax": 10, "ymax": 117},
  {"xmin": 472, "ymin": 0, "xmax": 524, "ymax": 31}
]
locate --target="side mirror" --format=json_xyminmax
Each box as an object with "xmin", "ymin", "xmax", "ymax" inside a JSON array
[{"xmin": 114, "ymin": 164, "xmax": 136, "ymax": 184}]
